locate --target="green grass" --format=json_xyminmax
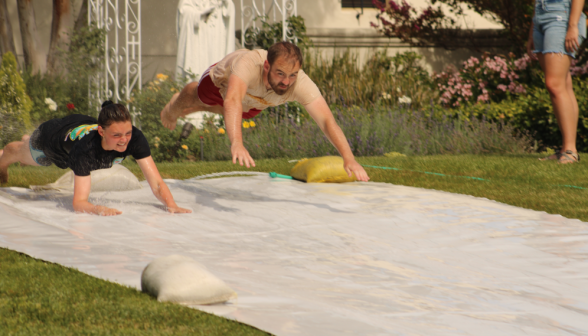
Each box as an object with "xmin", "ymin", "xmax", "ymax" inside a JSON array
[
  {"xmin": 0, "ymin": 248, "xmax": 270, "ymax": 335},
  {"xmin": 0, "ymin": 154, "xmax": 586, "ymax": 334}
]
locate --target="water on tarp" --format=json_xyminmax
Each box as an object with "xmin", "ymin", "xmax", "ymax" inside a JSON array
[{"xmin": 1, "ymin": 174, "xmax": 587, "ymax": 336}]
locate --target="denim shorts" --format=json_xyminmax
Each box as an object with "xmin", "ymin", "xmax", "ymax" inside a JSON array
[
  {"xmin": 533, "ymin": 0, "xmax": 587, "ymax": 58},
  {"xmin": 29, "ymin": 128, "xmax": 52, "ymax": 166}
]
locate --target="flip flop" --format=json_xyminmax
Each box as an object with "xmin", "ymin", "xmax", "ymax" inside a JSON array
[{"xmin": 558, "ymin": 150, "xmax": 580, "ymax": 164}]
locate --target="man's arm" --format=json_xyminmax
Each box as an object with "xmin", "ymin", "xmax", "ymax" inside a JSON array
[
  {"xmin": 73, "ymin": 175, "xmax": 122, "ymax": 216},
  {"xmin": 304, "ymin": 97, "xmax": 370, "ymax": 182},
  {"xmin": 224, "ymin": 74, "xmax": 256, "ymax": 167},
  {"xmin": 137, "ymin": 156, "xmax": 191, "ymax": 213}
]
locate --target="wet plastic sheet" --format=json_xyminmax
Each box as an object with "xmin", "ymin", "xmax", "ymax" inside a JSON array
[{"xmin": 1, "ymin": 174, "xmax": 587, "ymax": 335}]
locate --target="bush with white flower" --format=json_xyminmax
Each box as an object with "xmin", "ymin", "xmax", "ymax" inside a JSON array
[{"xmin": 45, "ymin": 98, "xmax": 58, "ymax": 111}]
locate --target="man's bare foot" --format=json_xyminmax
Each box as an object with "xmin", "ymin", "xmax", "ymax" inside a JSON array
[{"xmin": 161, "ymin": 93, "xmax": 180, "ymax": 130}]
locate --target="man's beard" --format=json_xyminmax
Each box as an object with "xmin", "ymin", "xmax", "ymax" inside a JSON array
[{"xmin": 268, "ymin": 73, "xmax": 290, "ymax": 95}]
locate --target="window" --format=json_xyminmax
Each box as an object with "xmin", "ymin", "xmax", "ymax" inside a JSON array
[{"xmin": 341, "ymin": 0, "xmax": 385, "ymax": 8}]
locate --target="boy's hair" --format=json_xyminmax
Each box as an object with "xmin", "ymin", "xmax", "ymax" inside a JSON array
[
  {"xmin": 267, "ymin": 41, "xmax": 303, "ymax": 67},
  {"xmin": 98, "ymin": 100, "xmax": 132, "ymax": 127}
]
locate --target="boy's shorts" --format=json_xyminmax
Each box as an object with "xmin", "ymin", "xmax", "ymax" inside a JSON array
[
  {"xmin": 533, "ymin": 0, "xmax": 587, "ymax": 58},
  {"xmin": 197, "ymin": 64, "xmax": 262, "ymax": 119},
  {"xmin": 29, "ymin": 128, "xmax": 52, "ymax": 166}
]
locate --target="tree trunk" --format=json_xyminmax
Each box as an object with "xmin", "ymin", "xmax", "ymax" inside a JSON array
[
  {"xmin": 0, "ymin": 0, "xmax": 16, "ymax": 61},
  {"xmin": 74, "ymin": 0, "xmax": 88, "ymax": 32},
  {"xmin": 17, "ymin": 0, "xmax": 45, "ymax": 74},
  {"xmin": 47, "ymin": 0, "xmax": 73, "ymax": 76}
]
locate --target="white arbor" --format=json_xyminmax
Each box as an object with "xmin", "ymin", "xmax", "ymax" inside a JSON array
[
  {"xmin": 240, "ymin": 0, "xmax": 298, "ymax": 48},
  {"xmin": 88, "ymin": 0, "xmax": 142, "ymax": 127}
]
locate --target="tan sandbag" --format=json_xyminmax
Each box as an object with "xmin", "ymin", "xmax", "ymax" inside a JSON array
[
  {"xmin": 141, "ymin": 255, "xmax": 237, "ymax": 305},
  {"xmin": 290, "ymin": 156, "xmax": 356, "ymax": 183},
  {"xmin": 30, "ymin": 164, "xmax": 142, "ymax": 192}
]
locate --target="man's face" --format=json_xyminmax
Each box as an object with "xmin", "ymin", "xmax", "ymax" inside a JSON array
[{"xmin": 266, "ymin": 57, "xmax": 300, "ymax": 95}]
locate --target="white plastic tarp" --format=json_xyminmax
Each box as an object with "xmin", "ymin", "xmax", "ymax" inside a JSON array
[{"xmin": 0, "ymin": 173, "xmax": 587, "ymax": 335}]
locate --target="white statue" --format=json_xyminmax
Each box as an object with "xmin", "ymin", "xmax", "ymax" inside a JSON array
[{"xmin": 176, "ymin": 0, "xmax": 235, "ymax": 81}]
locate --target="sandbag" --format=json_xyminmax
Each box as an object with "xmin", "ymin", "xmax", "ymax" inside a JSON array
[
  {"xmin": 290, "ymin": 156, "xmax": 356, "ymax": 183},
  {"xmin": 30, "ymin": 164, "xmax": 142, "ymax": 191},
  {"xmin": 141, "ymin": 255, "xmax": 237, "ymax": 305}
]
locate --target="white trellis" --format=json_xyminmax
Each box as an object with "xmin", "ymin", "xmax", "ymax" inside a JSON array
[
  {"xmin": 240, "ymin": 0, "xmax": 298, "ymax": 48},
  {"xmin": 88, "ymin": 0, "xmax": 142, "ymax": 127}
]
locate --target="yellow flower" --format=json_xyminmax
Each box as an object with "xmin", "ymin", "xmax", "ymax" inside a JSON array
[
  {"xmin": 154, "ymin": 143, "xmax": 159, "ymax": 148},
  {"xmin": 249, "ymin": 121, "xmax": 256, "ymax": 127},
  {"xmin": 242, "ymin": 121, "xmax": 250, "ymax": 128},
  {"xmin": 156, "ymin": 73, "xmax": 169, "ymax": 82},
  {"xmin": 218, "ymin": 128, "xmax": 226, "ymax": 134},
  {"xmin": 181, "ymin": 144, "xmax": 188, "ymax": 150}
]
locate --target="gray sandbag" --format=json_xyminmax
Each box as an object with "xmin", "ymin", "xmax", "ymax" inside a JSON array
[{"xmin": 141, "ymin": 255, "xmax": 237, "ymax": 305}]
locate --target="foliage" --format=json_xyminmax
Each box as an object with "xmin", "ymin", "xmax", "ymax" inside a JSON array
[
  {"xmin": 0, "ymin": 248, "xmax": 271, "ymax": 335},
  {"xmin": 434, "ymin": 52, "xmax": 538, "ymax": 107},
  {"xmin": 371, "ymin": 0, "xmax": 459, "ymax": 48},
  {"xmin": 372, "ymin": 0, "xmax": 588, "ymax": 56},
  {"xmin": 131, "ymin": 73, "xmax": 189, "ymax": 162},
  {"xmin": 0, "ymin": 52, "xmax": 32, "ymax": 147},
  {"xmin": 304, "ymin": 50, "xmax": 435, "ymax": 108},
  {"xmin": 23, "ymin": 26, "xmax": 105, "ymax": 125},
  {"xmin": 244, "ymin": 15, "xmax": 311, "ymax": 50},
  {"xmin": 449, "ymin": 79, "xmax": 588, "ymax": 152}
]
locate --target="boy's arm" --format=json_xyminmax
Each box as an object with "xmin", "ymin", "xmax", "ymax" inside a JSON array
[
  {"xmin": 137, "ymin": 156, "xmax": 191, "ymax": 214},
  {"xmin": 73, "ymin": 175, "xmax": 122, "ymax": 216},
  {"xmin": 224, "ymin": 74, "xmax": 255, "ymax": 168},
  {"xmin": 303, "ymin": 96, "xmax": 370, "ymax": 182}
]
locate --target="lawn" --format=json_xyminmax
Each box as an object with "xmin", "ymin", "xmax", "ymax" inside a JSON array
[{"xmin": 1, "ymin": 154, "xmax": 586, "ymax": 334}]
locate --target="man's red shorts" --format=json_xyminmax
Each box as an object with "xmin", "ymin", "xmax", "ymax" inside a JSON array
[{"xmin": 197, "ymin": 64, "xmax": 262, "ymax": 119}]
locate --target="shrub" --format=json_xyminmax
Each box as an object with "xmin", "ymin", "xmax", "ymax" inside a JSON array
[
  {"xmin": 164, "ymin": 106, "xmax": 534, "ymax": 162},
  {"xmin": 23, "ymin": 26, "xmax": 105, "ymax": 125},
  {"xmin": 243, "ymin": 15, "xmax": 310, "ymax": 50},
  {"xmin": 434, "ymin": 53, "xmax": 538, "ymax": 107},
  {"xmin": 0, "ymin": 52, "xmax": 33, "ymax": 147},
  {"xmin": 304, "ymin": 50, "xmax": 435, "ymax": 109},
  {"xmin": 131, "ymin": 73, "xmax": 194, "ymax": 162}
]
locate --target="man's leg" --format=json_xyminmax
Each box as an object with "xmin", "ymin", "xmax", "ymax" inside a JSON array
[
  {"xmin": 0, "ymin": 136, "xmax": 40, "ymax": 183},
  {"xmin": 160, "ymin": 81, "xmax": 223, "ymax": 130}
]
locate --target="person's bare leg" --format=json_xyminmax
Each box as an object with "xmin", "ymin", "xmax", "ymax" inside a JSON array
[
  {"xmin": 539, "ymin": 53, "xmax": 578, "ymax": 162},
  {"xmin": 160, "ymin": 81, "xmax": 219, "ymax": 130},
  {"xmin": 0, "ymin": 137, "xmax": 40, "ymax": 183}
]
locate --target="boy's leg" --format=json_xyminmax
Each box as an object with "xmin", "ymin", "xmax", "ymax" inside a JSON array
[{"xmin": 0, "ymin": 138, "xmax": 40, "ymax": 183}]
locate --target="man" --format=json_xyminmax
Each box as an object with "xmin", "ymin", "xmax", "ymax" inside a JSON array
[{"xmin": 161, "ymin": 42, "xmax": 369, "ymax": 182}]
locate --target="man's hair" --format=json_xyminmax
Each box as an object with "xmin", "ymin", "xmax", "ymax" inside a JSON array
[
  {"xmin": 98, "ymin": 100, "xmax": 132, "ymax": 127},
  {"xmin": 267, "ymin": 41, "xmax": 303, "ymax": 67}
]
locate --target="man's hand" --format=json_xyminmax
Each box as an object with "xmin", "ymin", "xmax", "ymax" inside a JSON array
[
  {"xmin": 166, "ymin": 206, "xmax": 192, "ymax": 214},
  {"xmin": 231, "ymin": 142, "xmax": 256, "ymax": 168},
  {"xmin": 344, "ymin": 159, "xmax": 370, "ymax": 182}
]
